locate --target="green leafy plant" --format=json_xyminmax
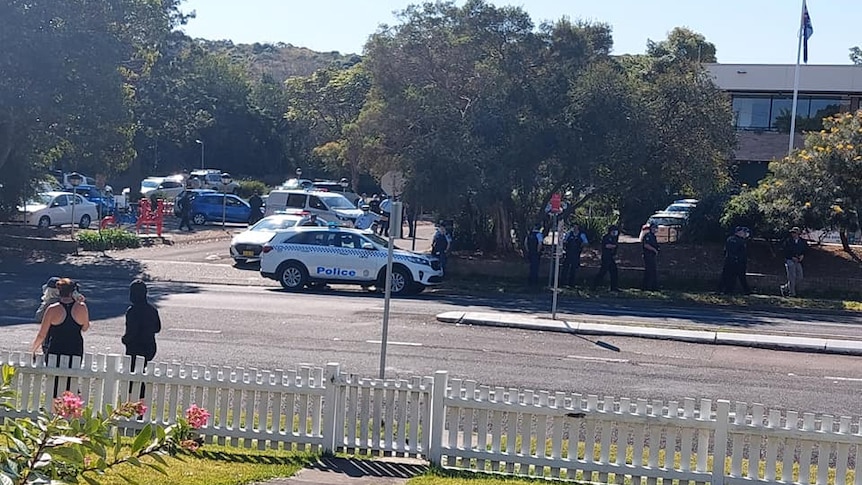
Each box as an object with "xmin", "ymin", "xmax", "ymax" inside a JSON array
[
  {"xmin": 0, "ymin": 365, "xmax": 210, "ymax": 485},
  {"xmin": 78, "ymin": 229, "xmax": 141, "ymax": 251},
  {"xmin": 236, "ymin": 180, "xmax": 268, "ymax": 199}
]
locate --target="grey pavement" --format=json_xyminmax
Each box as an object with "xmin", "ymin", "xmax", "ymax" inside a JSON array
[
  {"xmin": 252, "ymin": 457, "xmax": 426, "ymax": 485},
  {"xmin": 436, "ymin": 310, "xmax": 862, "ymax": 356}
]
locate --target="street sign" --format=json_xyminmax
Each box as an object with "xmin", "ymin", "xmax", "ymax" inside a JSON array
[
  {"xmin": 381, "ymin": 171, "xmax": 406, "ymax": 196},
  {"xmin": 550, "ymin": 193, "xmax": 562, "ymax": 214}
]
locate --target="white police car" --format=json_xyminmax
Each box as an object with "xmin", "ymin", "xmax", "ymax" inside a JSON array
[{"xmin": 259, "ymin": 226, "xmax": 443, "ymax": 295}]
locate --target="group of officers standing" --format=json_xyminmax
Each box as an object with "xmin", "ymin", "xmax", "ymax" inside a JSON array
[
  {"xmin": 522, "ymin": 221, "xmax": 809, "ymax": 297},
  {"xmin": 523, "ymin": 222, "xmax": 661, "ymax": 292}
]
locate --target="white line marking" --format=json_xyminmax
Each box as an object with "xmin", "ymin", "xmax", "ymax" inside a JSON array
[
  {"xmin": 825, "ymin": 376, "xmax": 862, "ymax": 382},
  {"xmin": 365, "ymin": 340, "xmax": 423, "ymax": 347},
  {"xmin": 566, "ymin": 355, "xmax": 630, "ymax": 364},
  {"xmin": 170, "ymin": 328, "xmax": 223, "ymax": 334}
]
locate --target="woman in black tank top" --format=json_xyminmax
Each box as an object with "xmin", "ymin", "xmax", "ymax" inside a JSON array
[{"xmin": 31, "ymin": 278, "xmax": 90, "ymax": 359}]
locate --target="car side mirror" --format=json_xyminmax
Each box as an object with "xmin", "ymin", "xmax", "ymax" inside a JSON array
[
  {"xmin": 361, "ymin": 242, "xmax": 375, "ymax": 250},
  {"xmin": 51, "ymin": 202, "xmax": 60, "ymax": 207}
]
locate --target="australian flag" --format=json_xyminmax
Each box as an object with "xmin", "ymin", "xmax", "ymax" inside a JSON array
[{"xmin": 802, "ymin": 0, "xmax": 814, "ymax": 63}]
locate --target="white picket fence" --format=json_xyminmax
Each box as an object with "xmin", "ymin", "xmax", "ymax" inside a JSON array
[{"xmin": 1, "ymin": 352, "xmax": 860, "ymax": 485}]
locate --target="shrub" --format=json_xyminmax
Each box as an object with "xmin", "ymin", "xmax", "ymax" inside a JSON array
[
  {"xmin": 236, "ymin": 179, "xmax": 268, "ymax": 198},
  {"xmin": 683, "ymin": 192, "xmax": 733, "ymax": 243},
  {"xmin": 78, "ymin": 228, "xmax": 141, "ymax": 251},
  {"xmin": 0, "ymin": 365, "xmax": 209, "ymax": 484}
]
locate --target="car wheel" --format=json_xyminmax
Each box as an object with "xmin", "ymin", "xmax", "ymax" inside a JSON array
[
  {"xmin": 389, "ymin": 266, "xmax": 413, "ymax": 296},
  {"xmin": 78, "ymin": 214, "xmax": 91, "ymax": 229},
  {"xmin": 37, "ymin": 216, "xmax": 51, "ymax": 228},
  {"xmin": 192, "ymin": 213, "xmax": 207, "ymax": 225},
  {"xmin": 277, "ymin": 261, "xmax": 307, "ymax": 291}
]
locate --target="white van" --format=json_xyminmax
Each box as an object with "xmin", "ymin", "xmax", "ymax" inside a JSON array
[{"xmin": 264, "ymin": 189, "xmax": 363, "ymax": 225}]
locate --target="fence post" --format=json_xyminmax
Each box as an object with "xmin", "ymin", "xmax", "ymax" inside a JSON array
[
  {"xmin": 429, "ymin": 370, "xmax": 449, "ymax": 467},
  {"xmin": 322, "ymin": 363, "xmax": 341, "ymax": 455},
  {"xmin": 712, "ymin": 400, "xmax": 730, "ymax": 485},
  {"xmin": 103, "ymin": 354, "xmax": 122, "ymax": 416}
]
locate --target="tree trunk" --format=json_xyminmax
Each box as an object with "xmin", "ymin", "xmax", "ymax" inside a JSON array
[
  {"xmin": 492, "ymin": 199, "xmax": 515, "ymax": 254},
  {"xmin": 0, "ymin": 120, "xmax": 16, "ymax": 173}
]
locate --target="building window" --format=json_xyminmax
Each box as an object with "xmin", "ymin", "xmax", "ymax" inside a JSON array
[
  {"xmin": 732, "ymin": 96, "xmax": 771, "ymax": 129},
  {"xmin": 732, "ymin": 95, "xmax": 844, "ymax": 131}
]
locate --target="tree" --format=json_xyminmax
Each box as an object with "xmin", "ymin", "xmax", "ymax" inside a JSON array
[
  {"xmin": 850, "ymin": 46, "xmax": 862, "ymax": 65},
  {"xmin": 0, "ymin": 0, "xmax": 186, "ymax": 209},
  {"xmin": 285, "ymin": 64, "xmax": 372, "ymax": 186},
  {"xmin": 646, "ymin": 27, "xmax": 717, "ymax": 63},
  {"xmin": 724, "ymin": 111, "xmax": 862, "ymax": 252}
]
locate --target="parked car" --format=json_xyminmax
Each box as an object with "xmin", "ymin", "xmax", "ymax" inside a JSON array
[
  {"xmin": 140, "ymin": 177, "xmax": 185, "ymax": 199},
  {"xmin": 10, "ymin": 192, "xmax": 98, "ymax": 229},
  {"xmin": 52, "ymin": 171, "xmax": 97, "ymax": 190},
  {"xmin": 189, "ymin": 193, "xmax": 251, "ymax": 225},
  {"xmin": 172, "ymin": 189, "xmax": 217, "ymax": 217},
  {"xmin": 259, "ymin": 226, "xmax": 443, "ymax": 295},
  {"xmin": 189, "ymin": 169, "xmax": 239, "ymax": 193},
  {"xmin": 73, "ymin": 185, "xmax": 115, "ymax": 217},
  {"xmin": 659, "ymin": 199, "xmax": 699, "ymax": 218},
  {"xmin": 263, "ymin": 189, "xmax": 363, "ymax": 225},
  {"xmin": 230, "ymin": 212, "xmax": 328, "ymax": 264},
  {"xmin": 646, "ymin": 212, "xmax": 688, "ymax": 243}
]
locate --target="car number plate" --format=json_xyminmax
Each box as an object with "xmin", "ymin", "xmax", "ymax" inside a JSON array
[{"xmin": 242, "ymin": 250, "xmax": 254, "ymax": 257}]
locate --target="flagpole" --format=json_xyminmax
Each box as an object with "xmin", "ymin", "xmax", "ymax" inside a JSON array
[{"xmin": 788, "ymin": 0, "xmax": 807, "ymax": 155}]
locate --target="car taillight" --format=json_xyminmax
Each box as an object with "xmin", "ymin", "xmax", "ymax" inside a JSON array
[{"xmin": 262, "ymin": 245, "xmax": 273, "ymax": 254}]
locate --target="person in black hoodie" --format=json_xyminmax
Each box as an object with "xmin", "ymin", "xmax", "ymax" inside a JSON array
[{"xmin": 123, "ymin": 280, "xmax": 161, "ymax": 398}]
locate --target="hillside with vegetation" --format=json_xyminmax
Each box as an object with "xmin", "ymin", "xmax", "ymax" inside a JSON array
[{"xmin": 197, "ymin": 40, "xmax": 361, "ymax": 81}]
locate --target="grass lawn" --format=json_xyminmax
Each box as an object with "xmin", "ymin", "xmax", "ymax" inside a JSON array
[
  {"xmin": 90, "ymin": 445, "xmax": 314, "ymax": 485},
  {"xmin": 408, "ymin": 469, "xmax": 549, "ymax": 484},
  {"xmin": 441, "ymin": 276, "xmax": 862, "ymax": 312}
]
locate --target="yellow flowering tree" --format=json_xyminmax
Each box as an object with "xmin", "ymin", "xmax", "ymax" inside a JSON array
[{"xmin": 724, "ymin": 111, "xmax": 862, "ymax": 251}]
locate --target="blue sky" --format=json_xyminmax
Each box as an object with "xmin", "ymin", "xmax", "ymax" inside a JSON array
[{"xmin": 179, "ymin": 0, "xmax": 860, "ymax": 65}]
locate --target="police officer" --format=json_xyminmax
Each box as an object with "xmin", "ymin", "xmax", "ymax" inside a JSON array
[
  {"xmin": 561, "ymin": 223, "xmax": 588, "ymax": 287},
  {"xmin": 248, "ymin": 192, "xmax": 264, "ymax": 225},
  {"xmin": 354, "ymin": 204, "xmax": 378, "ymax": 230},
  {"xmin": 524, "ymin": 223, "xmax": 543, "ymax": 286},
  {"xmin": 642, "ymin": 222, "xmax": 660, "ymax": 291},
  {"xmin": 431, "ymin": 223, "xmax": 450, "ymax": 274},
  {"xmin": 720, "ymin": 226, "xmax": 751, "ymax": 294},
  {"xmin": 300, "ymin": 214, "xmax": 318, "ymax": 226},
  {"xmin": 592, "ymin": 225, "xmax": 620, "ymax": 291},
  {"xmin": 177, "ymin": 191, "xmax": 193, "ymax": 232}
]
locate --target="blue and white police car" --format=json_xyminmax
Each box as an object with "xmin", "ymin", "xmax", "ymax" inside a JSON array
[{"xmin": 259, "ymin": 225, "xmax": 443, "ymax": 295}]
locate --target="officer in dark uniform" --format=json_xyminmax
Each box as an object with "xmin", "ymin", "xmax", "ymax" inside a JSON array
[
  {"xmin": 720, "ymin": 226, "xmax": 751, "ymax": 294},
  {"xmin": 524, "ymin": 223, "xmax": 543, "ymax": 286},
  {"xmin": 592, "ymin": 225, "xmax": 620, "ymax": 291},
  {"xmin": 248, "ymin": 192, "xmax": 264, "ymax": 225},
  {"xmin": 641, "ymin": 222, "xmax": 660, "ymax": 291},
  {"xmin": 561, "ymin": 223, "xmax": 587, "ymax": 287}
]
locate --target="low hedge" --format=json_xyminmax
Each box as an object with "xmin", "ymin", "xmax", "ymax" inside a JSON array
[
  {"xmin": 236, "ymin": 179, "xmax": 268, "ymax": 198},
  {"xmin": 77, "ymin": 228, "xmax": 141, "ymax": 251}
]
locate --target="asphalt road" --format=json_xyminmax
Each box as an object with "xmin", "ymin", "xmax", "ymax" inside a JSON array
[{"xmin": 2, "ymin": 257, "xmax": 862, "ymax": 418}]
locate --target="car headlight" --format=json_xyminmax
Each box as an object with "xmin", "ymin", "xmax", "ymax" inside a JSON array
[{"xmin": 406, "ymin": 256, "xmax": 431, "ymax": 266}]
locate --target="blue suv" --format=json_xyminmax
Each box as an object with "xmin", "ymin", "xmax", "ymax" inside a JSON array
[{"xmin": 190, "ymin": 194, "xmax": 251, "ymax": 225}]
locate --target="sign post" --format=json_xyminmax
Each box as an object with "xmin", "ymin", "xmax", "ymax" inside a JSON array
[
  {"xmin": 552, "ymin": 218, "xmax": 564, "ymax": 319},
  {"xmin": 379, "ymin": 201, "xmax": 403, "ymax": 379},
  {"xmin": 546, "ymin": 193, "xmax": 563, "ymax": 287}
]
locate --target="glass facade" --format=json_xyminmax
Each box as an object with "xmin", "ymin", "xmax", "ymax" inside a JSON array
[{"xmin": 731, "ymin": 95, "xmax": 843, "ymax": 130}]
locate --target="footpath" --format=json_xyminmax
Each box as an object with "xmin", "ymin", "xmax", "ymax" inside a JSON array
[{"xmin": 435, "ymin": 309, "xmax": 862, "ymax": 356}]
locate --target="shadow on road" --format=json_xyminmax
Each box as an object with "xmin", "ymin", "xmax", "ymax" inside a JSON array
[{"xmin": 0, "ymin": 250, "xmax": 202, "ymax": 324}]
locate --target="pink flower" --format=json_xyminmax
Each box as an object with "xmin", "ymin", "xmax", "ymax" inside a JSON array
[
  {"xmin": 116, "ymin": 400, "xmax": 149, "ymax": 418},
  {"xmin": 53, "ymin": 391, "xmax": 84, "ymax": 419},
  {"xmin": 180, "ymin": 439, "xmax": 200, "ymax": 452},
  {"xmin": 185, "ymin": 404, "xmax": 210, "ymax": 429}
]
